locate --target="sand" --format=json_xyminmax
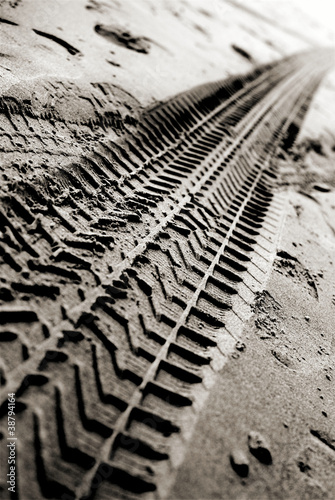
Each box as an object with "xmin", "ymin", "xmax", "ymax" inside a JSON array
[{"xmin": 0, "ymin": 0, "xmax": 335, "ymax": 499}]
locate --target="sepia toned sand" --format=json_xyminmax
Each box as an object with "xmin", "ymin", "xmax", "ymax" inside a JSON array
[{"xmin": 1, "ymin": 0, "xmax": 334, "ymax": 498}]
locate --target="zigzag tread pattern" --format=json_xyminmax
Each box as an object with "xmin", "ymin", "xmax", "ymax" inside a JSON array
[{"xmin": 0, "ymin": 48, "xmax": 334, "ymax": 500}]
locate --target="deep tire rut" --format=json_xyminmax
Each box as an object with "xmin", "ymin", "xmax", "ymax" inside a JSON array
[{"xmin": 0, "ymin": 48, "xmax": 334, "ymax": 500}]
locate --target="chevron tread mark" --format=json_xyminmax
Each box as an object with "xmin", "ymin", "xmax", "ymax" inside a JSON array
[{"xmin": 0, "ymin": 48, "xmax": 334, "ymax": 499}]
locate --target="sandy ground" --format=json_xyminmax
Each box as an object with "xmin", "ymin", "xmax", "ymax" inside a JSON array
[
  {"xmin": 1, "ymin": 0, "xmax": 335, "ymax": 498},
  {"xmin": 172, "ymin": 177, "xmax": 335, "ymax": 499},
  {"xmin": 170, "ymin": 124, "xmax": 335, "ymax": 497}
]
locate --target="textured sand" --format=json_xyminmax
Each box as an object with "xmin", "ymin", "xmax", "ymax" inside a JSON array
[{"xmin": 1, "ymin": 1, "xmax": 334, "ymax": 498}]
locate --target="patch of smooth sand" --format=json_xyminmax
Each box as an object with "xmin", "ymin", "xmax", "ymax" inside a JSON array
[{"xmin": 0, "ymin": 0, "xmax": 312, "ymax": 105}]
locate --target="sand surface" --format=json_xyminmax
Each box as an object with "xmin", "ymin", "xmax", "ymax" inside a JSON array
[
  {"xmin": 1, "ymin": 1, "xmax": 335, "ymax": 499},
  {"xmin": 172, "ymin": 176, "xmax": 335, "ymax": 499}
]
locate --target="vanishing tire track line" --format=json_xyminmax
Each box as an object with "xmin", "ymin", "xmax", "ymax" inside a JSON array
[{"xmin": 0, "ymin": 48, "xmax": 334, "ymax": 500}]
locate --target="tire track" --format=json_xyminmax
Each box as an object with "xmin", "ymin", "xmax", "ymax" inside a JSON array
[{"xmin": 0, "ymin": 48, "xmax": 334, "ymax": 500}]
